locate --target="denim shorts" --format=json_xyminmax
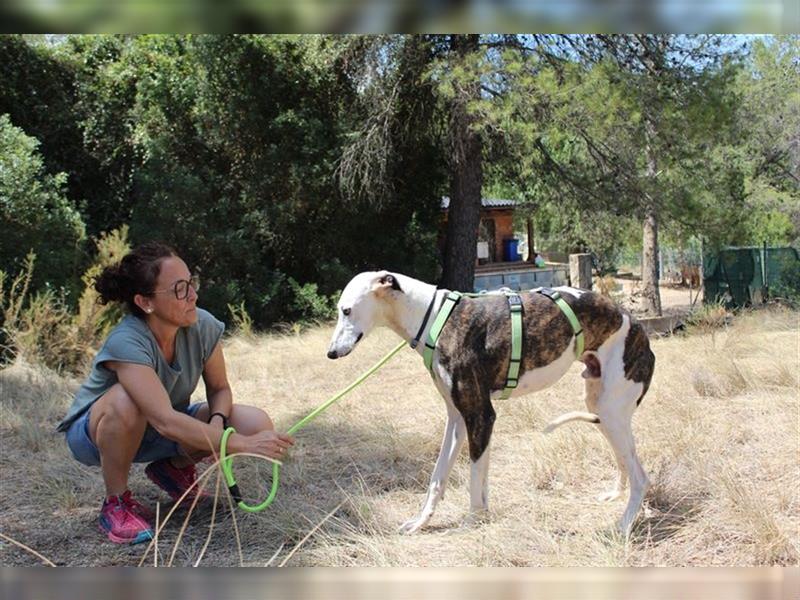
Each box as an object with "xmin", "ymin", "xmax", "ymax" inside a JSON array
[{"xmin": 65, "ymin": 403, "xmax": 204, "ymax": 467}]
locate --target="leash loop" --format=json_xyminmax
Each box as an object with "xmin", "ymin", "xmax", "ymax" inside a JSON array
[{"xmin": 219, "ymin": 340, "xmax": 407, "ymax": 512}]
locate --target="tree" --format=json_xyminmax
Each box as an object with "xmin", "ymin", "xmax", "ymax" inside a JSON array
[
  {"xmin": 439, "ymin": 35, "xmax": 484, "ymax": 291},
  {"xmin": 478, "ymin": 35, "xmax": 745, "ymax": 315},
  {"xmin": 0, "ymin": 115, "xmax": 86, "ymax": 293},
  {"xmin": 736, "ymin": 36, "xmax": 800, "ymax": 245},
  {"xmin": 0, "ymin": 35, "xmax": 107, "ymax": 238},
  {"xmin": 338, "ymin": 34, "xmax": 488, "ymax": 292}
]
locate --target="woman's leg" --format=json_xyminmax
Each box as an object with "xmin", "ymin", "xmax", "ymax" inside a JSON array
[{"xmin": 88, "ymin": 384, "xmax": 148, "ymax": 497}]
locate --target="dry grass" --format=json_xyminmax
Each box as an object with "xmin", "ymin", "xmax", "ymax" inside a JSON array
[{"xmin": 0, "ymin": 307, "xmax": 798, "ymax": 566}]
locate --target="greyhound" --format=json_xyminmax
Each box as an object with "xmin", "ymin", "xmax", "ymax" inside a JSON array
[{"xmin": 327, "ymin": 270, "xmax": 655, "ymax": 535}]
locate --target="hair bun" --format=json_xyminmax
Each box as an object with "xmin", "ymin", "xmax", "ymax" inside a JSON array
[{"xmin": 95, "ymin": 264, "xmax": 129, "ymax": 305}]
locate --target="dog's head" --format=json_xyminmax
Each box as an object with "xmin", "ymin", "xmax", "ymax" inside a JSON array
[{"xmin": 327, "ymin": 270, "xmax": 403, "ymax": 359}]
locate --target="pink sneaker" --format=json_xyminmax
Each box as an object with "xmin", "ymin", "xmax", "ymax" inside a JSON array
[
  {"xmin": 120, "ymin": 489, "xmax": 154, "ymax": 521},
  {"xmin": 145, "ymin": 458, "xmax": 209, "ymax": 503},
  {"xmin": 99, "ymin": 491, "xmax": 154, "ymax": 544}
]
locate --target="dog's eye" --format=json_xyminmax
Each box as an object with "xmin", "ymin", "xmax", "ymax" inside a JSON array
[{"xmin": 342, "ymin": 308, "xmax": 351, "ymax": 317}]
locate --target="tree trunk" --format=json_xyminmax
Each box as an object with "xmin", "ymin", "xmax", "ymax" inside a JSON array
[
  {"xmin": 641, "ymin": 207, "xmax": 662, "ymax": 315},
  {"xmin": 440, "ymin": 34, "xmax": 483, "ymax": 293},
  {"xmin": 641, "ymin": 111, "xmax": 662, "ymax": 316}
]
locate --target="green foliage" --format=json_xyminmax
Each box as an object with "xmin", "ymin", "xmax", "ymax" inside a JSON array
[
  {"xmin": 56, "ymin": 34, "xmax": 442, "ymax": 328},
  {"xmin": 1, "ymin": 34, "xmax": 796, "ymax": 334},
  {"xmin": 0, "ymin": 35, "xmax": 104, "ymax": 229},
  {"xmin": 287, "ymin": 278, "xmax": 337, "ymax": 326},
  {"xmin": 0, "ymin": 115, "xmax": 86, "ymax": 296},
  {"xmin": 478, "ymin": 36, "xmax": 746, "ymax": 268},
  {"xmin": 735, "ymin": 36, "xmax": 800, "ymax": 246}
]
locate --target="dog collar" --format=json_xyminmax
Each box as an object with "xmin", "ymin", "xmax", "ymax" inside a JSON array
[{"xmin": 410, "ymin": 288, "xmax": 439, "ymax": 350}]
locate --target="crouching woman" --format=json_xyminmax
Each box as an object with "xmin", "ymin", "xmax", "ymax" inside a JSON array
[{"xmin": 57, "ymin": 242, "xmax": 293, "ymax": 544}]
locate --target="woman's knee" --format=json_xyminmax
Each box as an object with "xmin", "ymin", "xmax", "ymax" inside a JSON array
[
  {"xmin": 229, "ymin": 405, "xmax": 273, "ymax": 435},
  {"xmin": 90, "ymin": 384, "xmax": 146, "ymax": 439}
]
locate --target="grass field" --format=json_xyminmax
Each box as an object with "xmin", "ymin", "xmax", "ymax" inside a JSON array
[{"xmin": 0, "ymin": 307, "xmax": 798, "ymax": 566}]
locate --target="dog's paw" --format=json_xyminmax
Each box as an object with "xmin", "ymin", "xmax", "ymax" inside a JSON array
[
  {"xmin": 461, "ymin": 509, "xmax": 490, "ymax": 528},
  {"xmin": 399, "ymin": 515, "xmax": 429, "ymax": 535},
  {"xmin": 597, "ymin": 490, "xmax": 623, "ymax": 503}
]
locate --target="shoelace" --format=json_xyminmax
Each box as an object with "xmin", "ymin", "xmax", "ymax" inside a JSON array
[{"xmin": 118, "ymin": 492, "xmax": 152, "ymax": 521}]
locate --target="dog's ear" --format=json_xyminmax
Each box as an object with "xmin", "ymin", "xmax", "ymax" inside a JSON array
[{"xmin": 372, "ymin": 272, "xmax": 403, "ymax": 295}]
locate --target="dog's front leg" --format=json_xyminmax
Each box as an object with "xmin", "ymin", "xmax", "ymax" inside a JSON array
[
  {"xmin": 399, "ymin": 397, "xmax": 466, "ymax": 535},
  {"xmin": 463, "ymin": 402, "xmax": 495, "ymax": 524}
]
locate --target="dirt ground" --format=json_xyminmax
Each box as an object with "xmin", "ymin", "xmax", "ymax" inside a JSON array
[{"xmin": 603, "ymin": 278, "xmax": 703, "ymax": 318}]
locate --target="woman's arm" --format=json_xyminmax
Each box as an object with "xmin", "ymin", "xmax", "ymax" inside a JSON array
[
  {"xmin": 202, "ymin": 343, "xmax": 233, "ymax": 428},
  {"xmin": 108, "ymin": 361, "xmax": 291, "ymax": 458}
]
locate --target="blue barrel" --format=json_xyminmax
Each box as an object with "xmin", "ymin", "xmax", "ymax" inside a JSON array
[{"xmin": 503, "ymin": 239, "xmax": 521, "ymax": 262}]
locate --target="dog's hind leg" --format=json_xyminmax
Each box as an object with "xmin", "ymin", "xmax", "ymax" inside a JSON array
[
  {"xmin": 599, "ymin": 411, "xmax": 649, "ymax": 534},
  {"xmin": 595, "ymin": 422, "xmax": 629, "ymax": 503},
  {"xmin": 399, "ymin": 393, "xmax": 467, "ymax": 535},
  {"xmin": 595, "ymin": 377, "xmax": 649, "ymax": 535}
]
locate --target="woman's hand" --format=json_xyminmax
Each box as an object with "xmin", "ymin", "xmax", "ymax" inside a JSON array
[{"xmin": 232, "ymin": 430, "xmax": 294, "ymax": 460}]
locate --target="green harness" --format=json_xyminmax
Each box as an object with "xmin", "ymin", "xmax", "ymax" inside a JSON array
[{"xmin": 422, "ymin": 288, "xmax": 584, "ymax": 399}]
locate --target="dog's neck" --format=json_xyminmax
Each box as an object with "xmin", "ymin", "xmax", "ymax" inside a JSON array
[{"xmin": 382, "ymin": 274, "xmax": 445, "ymax": 356}]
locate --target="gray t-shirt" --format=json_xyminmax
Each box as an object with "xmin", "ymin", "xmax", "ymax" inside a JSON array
[{"xmin": 57, "ymin": 308, "xmax": 225, "ymax": 432}]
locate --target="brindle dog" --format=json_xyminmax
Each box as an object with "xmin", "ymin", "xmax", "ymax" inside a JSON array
[{"xmin": 327, "ymin": 271, "xmax": 655, "ymax": 535}]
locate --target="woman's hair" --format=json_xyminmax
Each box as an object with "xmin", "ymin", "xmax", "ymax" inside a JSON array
[{"xmin": 95, "ymin": 241, "xmax": 177, "ymax": 317}]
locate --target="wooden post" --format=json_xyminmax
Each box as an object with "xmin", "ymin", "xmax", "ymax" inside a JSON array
[
  {"xmin": 569, "ymin": 253, "xmax": 593, "ymax": 290},
  {"xmin": 526, "ymin": 218, "xmax": 535, "ymax": 263}
]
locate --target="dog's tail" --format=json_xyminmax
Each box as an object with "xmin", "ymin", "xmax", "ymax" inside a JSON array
[{"xmin": 543, "ymin": 411, "xmax": 600, "ymax": 433}]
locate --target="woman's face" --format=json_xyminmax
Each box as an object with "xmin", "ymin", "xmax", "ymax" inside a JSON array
[{"xmin": 144, "ymin": 256, "xmax": 199, "ymax": 327}]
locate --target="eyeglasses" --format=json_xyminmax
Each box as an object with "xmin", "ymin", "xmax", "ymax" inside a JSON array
[{"xmin": 150, "ymin": 274, "xmax": 200, "ymax": 300}]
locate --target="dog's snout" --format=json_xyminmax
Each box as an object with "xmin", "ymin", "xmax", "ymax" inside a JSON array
[{"xmin": 327, "ymin": 349, "xmax": 339, "ymax": 359}]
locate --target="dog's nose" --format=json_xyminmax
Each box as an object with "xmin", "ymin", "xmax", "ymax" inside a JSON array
[{"xmin": 327, "ymin": 349, "xmax": 338, "ymax": 359}]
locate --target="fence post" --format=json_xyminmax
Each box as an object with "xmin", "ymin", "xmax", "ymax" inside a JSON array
[{"xmin": 569, "ymin": 253, "xmax": 593, "ymax": 290}]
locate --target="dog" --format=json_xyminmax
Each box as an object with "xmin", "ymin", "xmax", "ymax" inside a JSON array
[{"xmin": 327, "ymin": 271, "xmax": 655, "ymax": 535}]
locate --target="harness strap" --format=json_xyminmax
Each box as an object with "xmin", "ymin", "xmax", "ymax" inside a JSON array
[
  {"xmin": 423, "ymin": 291, "xmax": 462, "ymax": 371},
  {"xmin": 500, "ymin": 293, "xmax": 523, "ymax": 399},
  {"xmin": 536, "ymin": 288, "xmax": 584, "ymax": 357}
]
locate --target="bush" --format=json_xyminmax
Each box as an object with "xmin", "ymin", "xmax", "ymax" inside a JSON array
[
  {"xmin": 0, "ymin": 228, "xmax": 130, "ymax": 374},
  {"xmin": 288, "ymin": 278, "xmax": 337, "ymax": 326}
]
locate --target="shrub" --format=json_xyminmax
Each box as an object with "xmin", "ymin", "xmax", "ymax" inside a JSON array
[
  {"xmin": 288, "ymin": 278, "xmax": 337, "ymax": 327},
  {"xmin": 0, "ymin": 227, "xmax": 130, "ymax": 374}
]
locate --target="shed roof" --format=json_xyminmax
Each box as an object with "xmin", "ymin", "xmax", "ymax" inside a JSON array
[{"xmin": 441, "ymin": 197, "xmax": 517, "ymax": 211}]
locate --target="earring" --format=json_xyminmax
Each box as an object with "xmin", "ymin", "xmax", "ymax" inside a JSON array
[{"xmin": 146, "ymin": 308, "xmax": 153, "ymax": 314}]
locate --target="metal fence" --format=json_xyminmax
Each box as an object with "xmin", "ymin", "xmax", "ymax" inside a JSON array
[{"xmin": 704, "ymin": 245, "xmax": 800, "ymax": 307}]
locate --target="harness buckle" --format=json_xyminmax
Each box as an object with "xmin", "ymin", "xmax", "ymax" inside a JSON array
[
  {"xmin": 538, "ymin": 287, "xmax": 561, "ymax": 301},
  {"xmin": 507, "ymin": 294, "xmax": 523, "ymax": 311}
]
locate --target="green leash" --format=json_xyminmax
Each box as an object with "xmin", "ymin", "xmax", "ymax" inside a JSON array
[{"xmin": 219, "ymin": 339, "xmax": 407, "ymax": 512}]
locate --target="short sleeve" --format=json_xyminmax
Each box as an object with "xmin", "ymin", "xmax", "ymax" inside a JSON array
[
  {"xmin": 95, "ymin": 327, "xmax": 156, "ymax": 369},
  {"xmin": 196, "ymin": 309, "xmax": 226, "ymax": 364}
]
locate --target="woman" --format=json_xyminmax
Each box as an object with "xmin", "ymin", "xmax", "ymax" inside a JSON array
[{"xmin": 57, "ymin": 242, "xmax": 293, "ymax": 544}]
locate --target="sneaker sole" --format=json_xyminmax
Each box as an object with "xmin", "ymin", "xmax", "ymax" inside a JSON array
[{"xmin": 99, "ymin": 521, "xmax": 154, "ymax": 545}]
